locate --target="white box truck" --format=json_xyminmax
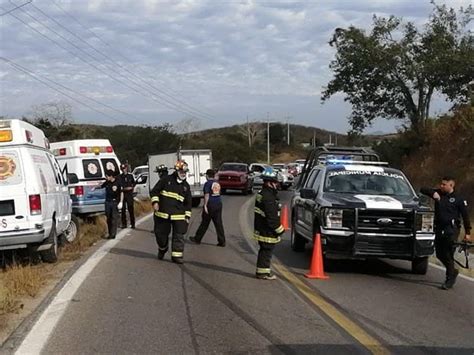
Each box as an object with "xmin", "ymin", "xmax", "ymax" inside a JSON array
[{"xmin": 148, "ymin": 149, "xmax": 212, "ymax": 207}]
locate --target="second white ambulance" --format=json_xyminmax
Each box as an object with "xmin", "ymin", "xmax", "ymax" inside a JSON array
[{"xmin": 50, "ymin": 139, "xmax": 121, "ymax": 216}]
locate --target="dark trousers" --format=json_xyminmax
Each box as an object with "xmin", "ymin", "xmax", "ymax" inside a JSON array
[
  {"xmin": 154, "ymin": 216, "xmax": 188, "ymax": 260},
  {"xmin": 256, "ymin": 242, "xmax": 276, "ymax": 275},
  {"xmin": 194, "ymin": 203, "xmax": 226, "ymax": 244},
  {"xmin": 435, "ymin": 228, "xmax": 459, "ymax": 280},
  {"xmin": 105, "ymin": 200, "xmax": 119, "ymax": 238},
  {"xmin": 121, "ymin": 192, "xmax": 135, "ymax": 227}
]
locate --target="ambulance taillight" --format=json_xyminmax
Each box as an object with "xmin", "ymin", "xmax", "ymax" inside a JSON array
[{"xmin": 29, "ymin": 194, "xmax": 42, "ymax": 215}]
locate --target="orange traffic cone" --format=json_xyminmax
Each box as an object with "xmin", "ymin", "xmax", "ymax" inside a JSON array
[
  {"xmin": 280, "ymin": 204, "xmax": 289, "ymax": 231},
  {"xmin": 305, "ymin": 233, "xmax": 329, "ymax": 279}
]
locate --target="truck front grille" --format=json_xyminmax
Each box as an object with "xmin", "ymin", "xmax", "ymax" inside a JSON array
[
  {"xmin": 357, "ymin": 209, "xmax": 413, "ymax": 235},
  {"xmin": 354, "ymin": 236, "xmax": 413, "ymax": 256}
]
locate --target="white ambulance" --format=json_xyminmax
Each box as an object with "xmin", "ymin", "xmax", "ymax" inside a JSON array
[
  {"xmin": 50, "ymin": 139, "xmax": 121, "ymax": 216},
  {"xmin": 0, "ymin": 119, "xmax": 74, "ymax": 262}
]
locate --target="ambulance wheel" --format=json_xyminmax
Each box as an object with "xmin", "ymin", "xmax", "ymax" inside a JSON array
[
  {"xmin": 62, "ymin": 215, "xmax": 80, "ymax": 243},
  {"xmin": 192, "ymin": 198, "xmax": 201, "ymax": 208},
  {"xmin": 290, "ymin": 218, "xmax": 306, "ymax": 252},
  {"xmin": 40, "ymin": 223, "xmax": 59, "ymax": 263},
  {"xmin": 411, "ymin": 257, "xmax": 428, "ymax": 275}
]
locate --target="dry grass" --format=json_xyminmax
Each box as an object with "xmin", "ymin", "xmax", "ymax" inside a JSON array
[
  {"xmin": 0, "ymin": 200, "xmax": 153, "ymax": 319},
  {"xmin": 0, "ymin": 265, "xmax": 46, "ymax": 317}
]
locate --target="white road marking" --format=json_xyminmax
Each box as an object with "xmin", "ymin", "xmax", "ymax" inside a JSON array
[
  {"xmin": 429, "ymin": 262, "xmax": 474, "ymax": 282},
  {"xmin": 15, "ymin": 213, "xmax": 154, "ymax": 355}
]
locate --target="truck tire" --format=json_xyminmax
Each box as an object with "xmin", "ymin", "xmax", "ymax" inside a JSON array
[
  {"xmin": 40, "ymin": 223, "xmax": 59, "ymax": 263},
  {"xmin": 290, "ymin": 217, "xmax": 306, "ymax": 252},
  {"xmin": 62, "ymin": 215, "xmax": 80, "ymax": 244},
  {"xmin": 192, "ymin": 198, "xmax": 201, "ymax": 208},
  {"xmin": 411, "ymin": 257, "xmax": 429, "ymax": 275}
]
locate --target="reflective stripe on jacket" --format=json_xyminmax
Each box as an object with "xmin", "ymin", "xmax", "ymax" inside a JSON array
[
  {"xmin": 254, "ymin": 186, "xmax": 284, "ymax": 243},
  {"xmin": 150, "ymin": 172, "xmax": 192, "ymax": 220}
]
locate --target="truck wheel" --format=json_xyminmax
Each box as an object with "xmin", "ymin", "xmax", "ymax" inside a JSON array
[
  {"xmin": 411, "ymin": 257, "xmax": 429, "ymax": 275},
  {"xmin": 62, "ymin": 215, "xmax": 80, "ymax": 243},
  {"xmin": 40, "ymin": 223, "xmax": 59, "ymax": 263},
  {"xmin": 192, "ymin": 198, "xmax": 201, "ymax": 208},
  {"xmin": 290, "ymin": 218, "xmax": 306, "ymax": 252}
]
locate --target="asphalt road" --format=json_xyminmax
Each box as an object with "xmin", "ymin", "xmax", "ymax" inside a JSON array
[{"xmin": 12, "ymin": 191, "xmax": 474, "ymax": 354}]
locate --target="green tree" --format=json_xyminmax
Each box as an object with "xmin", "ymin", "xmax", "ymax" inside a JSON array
[{"xmin": 322, "ymin": 2, "xmax": 473, "ymax": 134}]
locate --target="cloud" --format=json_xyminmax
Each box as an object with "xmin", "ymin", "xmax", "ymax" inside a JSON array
[{"xmin": 0, "ymin": 0, "xmax": 471, "ymax": 133}]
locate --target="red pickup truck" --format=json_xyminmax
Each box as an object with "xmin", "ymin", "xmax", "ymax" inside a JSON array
[{"xmin": 216, "ymin": 162, "xmax": 254, "ymax": 195}]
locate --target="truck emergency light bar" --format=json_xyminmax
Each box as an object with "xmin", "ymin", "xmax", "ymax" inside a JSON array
[{"xmin": 324, "ymin": 159, "xmax": 389, "ymax": 166}]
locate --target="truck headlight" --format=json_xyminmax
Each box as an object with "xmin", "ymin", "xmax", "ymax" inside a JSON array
[
  {"xmin": 325, "ymin": 208, "xmax": 343, "ymax": 229},
  {"xmin": 417, "ymin": 212, "xmax": 434, "ymax": 233}
]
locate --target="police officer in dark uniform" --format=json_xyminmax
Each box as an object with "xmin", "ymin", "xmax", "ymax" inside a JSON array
[
  {"xmin": 254, "ymin": 168, "xmax": 285, "ymax": 280},
  {"xmin": 93, "ymin": 170, "xmax": 123, "ymax": 239},
  {"xmin": 120, "ymin": 164, "xmax": 136, "ymax": 229},
  {"xmin": 189, "ymin": 169, "xmax": 226, "ymax": 246},
  {"xmin": 421, "ymin": 176, "xmax": 471, "ymax": 289}
]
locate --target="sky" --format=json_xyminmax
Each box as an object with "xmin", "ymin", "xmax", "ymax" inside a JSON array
[{"xmin": 0, "ymin": 0, "xmax": 470, "ymax": 134}]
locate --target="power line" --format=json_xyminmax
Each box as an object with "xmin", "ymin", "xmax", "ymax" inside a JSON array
[
  {"xmin": 1, "ymin": 56, "xmax": 144, "ymax": 124},
  {"xmin": 0, "ymin": 0, "xmax": 31, "ymax": 16},
  {"xmin": 30, "ymin": 1, "xmax": 216, "ymax": 121},
  {"xmin": 5, "ymin": 4, "xmax": 211, "ymax": 123},
  {"xmin": 49, "ymin": 0, "xmax": 216, "ymax": 121},
  {"xmin": 1, "ymin": 56, "xmax": 127, "ymax": 124}
]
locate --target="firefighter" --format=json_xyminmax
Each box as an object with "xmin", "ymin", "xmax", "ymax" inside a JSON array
[
  {"xmin": 155, "ymin": 164, "xmax": 168, "ymax": 179},
  {"xmin": 189, "ymin": 169, "xmax": 226, "ymax": 246},
  {"xmin": 421, "ymin": 176, "xmax": 471, "ymax": 290},
  {"xmin": 150, "ymin": 160, "xmax": 192, "ymax": 264},
  {"xmin": 254, "ymin": 168, "xmax": 285, "ymax": 280},
  {"xmin": 120, "ymin": 163, "xmax": 136, "ymax": 229}
]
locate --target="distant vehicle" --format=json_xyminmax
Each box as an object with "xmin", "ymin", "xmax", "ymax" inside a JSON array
[
  {"xmin": 132, "ymin": 165, "xmax": 148, "ymax": 179},
  {"xmin": 287, "ymin": 163, "xmax": 298, "ymax": 177},
  {"xmin": 271, "ymin": 163, "xmax": 294, "ymax": 190},
  {"xmin": 294, "ymin": 159, "xmax": 306, "ymax": 175},
  {"xmin": 249, "ymin": 163, "xmax": 271, "ymax": 188},
  {"xmin": 51, "ymin": 139, "xmax": 121, "ymax": 216},
  {"xmin": 291, "ymin": 146, "xmax": 435, "ymax": 275},
  {"xmin": 133, "ymin": 173, "xmax": 149, "ymax": 200},
  {"xmin": 217, "ymin": 162, "xmax": 254, "ymax": 195},
  {"xmin": 148, "ymin": 149, "xmax": 212, "ymax": 207},
  {"xmin": 0, "ymin": 119, "xmax": 75, "ymax": 262}
]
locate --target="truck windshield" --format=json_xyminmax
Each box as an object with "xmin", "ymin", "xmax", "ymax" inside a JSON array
[
  {"xmin": 220, "ymin": 164, "xmax": 247, "ymax": 172},
  {"xmin": 324, "ymin": 169, "xmax": 413, "ymax": 196}
]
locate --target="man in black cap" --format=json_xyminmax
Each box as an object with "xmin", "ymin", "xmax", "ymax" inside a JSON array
[
  {"xmin": 120, "ymin": 163, "xmax": 136, "ymax": 229},
  {"xmin": 189, "ymin": 169, "xmax": 226, "ymax": 246}
]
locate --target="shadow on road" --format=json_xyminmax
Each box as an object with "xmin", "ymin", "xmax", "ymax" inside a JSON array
[{"xmin": 109, "ymin": 247, "xmax": 156, "ymax": 260}]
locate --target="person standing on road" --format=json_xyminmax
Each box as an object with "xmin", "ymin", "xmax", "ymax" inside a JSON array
[
  {"xmin": 92, "ymin": 170, "xmax": 123, "ymax": 239},
  {"xmin": 120, "ymin": 164, "xmax": 136, "ymax": 229},
  {"xmin": 150, "ymin": 160, "xmax": 192, "ymax": 264},
  {"xmin": 189, "ymin": 169, "xmax": 226, "ymax": 247},
  {"xmin": 254, "ymin": 168, "xmax": 285, "ymax": 280},
  {"xmin": 421, "ymin": 176, "xmax": 471, "ymax": 290}
]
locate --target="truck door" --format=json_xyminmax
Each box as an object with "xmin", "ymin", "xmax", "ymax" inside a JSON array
[{"xmin": 296, "ymin": 169, "xmax": 320, "ymax": 238}]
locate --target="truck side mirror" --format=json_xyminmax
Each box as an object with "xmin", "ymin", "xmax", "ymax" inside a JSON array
[
  {"xmin": 300, "ymin": 188, "xmax": 317, "ymax": 199},
  {"xmin": 67, "ymin": 173, "xmax": 79, "ymax": 184}
]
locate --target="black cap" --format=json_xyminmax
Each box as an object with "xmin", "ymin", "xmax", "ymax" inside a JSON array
[{"xmin": 206, "ymin": 169, "xmax": 215, "ymax": 177}]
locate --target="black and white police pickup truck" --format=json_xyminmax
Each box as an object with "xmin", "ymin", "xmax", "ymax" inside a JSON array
[{"xmin": 291, "ymin": 147, "xmax": 435, "ymax": 274}]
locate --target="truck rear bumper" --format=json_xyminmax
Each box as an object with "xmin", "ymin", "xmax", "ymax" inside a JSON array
[
  {"xmin": 73, "ymin": 203, "xmax": 104, "ymax": 215},
  {"xmin": 0, "ymin": 229, "xmax": 46, "ymax": 250}
]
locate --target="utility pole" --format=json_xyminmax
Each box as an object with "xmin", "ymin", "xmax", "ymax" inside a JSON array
[
  {"xmin": 286, "ymin": 115, "xmax": 291, "ymax": 146},
  {"xmin": 313, "ymin": 130, "xmax": 316, "ymax": 148},
  {"xmin": 246, "ymin": 115, "xmax": 251, "ymax": 147},
  {"xmin": 267, "ymin": 112, "xmax": 270, "ymax": 164}
]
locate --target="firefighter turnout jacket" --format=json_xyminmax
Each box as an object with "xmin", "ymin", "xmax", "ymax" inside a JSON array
[
  {"xmin": 150, "ymin": 172, "xmax": 192, "ymax": 221},
  {"xmin": 254, "ymin": 186, "xmax": 285, "ymax": 243}
]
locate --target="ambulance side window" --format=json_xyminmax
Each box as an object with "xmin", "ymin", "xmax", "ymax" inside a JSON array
[{"xmin": 46, "ymin": 153, "xmax": 62, "ymax": 185}]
